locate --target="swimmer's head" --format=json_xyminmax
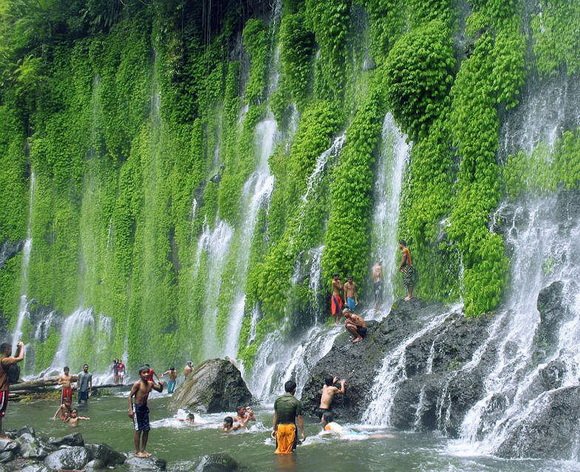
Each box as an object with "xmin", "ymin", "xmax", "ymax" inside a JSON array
[
  {"xmin": 63, "ymin": 366, "xmax": 69, "ymax": 374},
  {"xmin": 236, "ymin": 406, "xmax": 246, "ymax": 415},
  {"xmin": 223, "ymin": 416, "xmax": 233, "ymax": 427},
  {"xmin": 187, "ymin": 413, "xmax": 195, "ymax": 421}
]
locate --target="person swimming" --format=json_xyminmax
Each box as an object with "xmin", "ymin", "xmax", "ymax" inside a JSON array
[
  {"xmin": 66, "ymin": 409, "xmax": 90, "ymax": 427},
  {"xmin": 222, "ymin": 416, "xmax": 243, "ymax": 432},
  {"xmin": 320, "ymin": 412, "xmax": 393, "ymax": 440}
]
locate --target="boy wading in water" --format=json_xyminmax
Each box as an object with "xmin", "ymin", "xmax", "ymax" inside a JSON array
[{"xmin": 128, "ymin": 366, "xmax": 163, "ymax": 458}]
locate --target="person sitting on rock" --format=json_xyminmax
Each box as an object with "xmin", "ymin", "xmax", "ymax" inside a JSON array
[
  {"xmin": 222, "ymin": 416, "xmax": 243, "ymax": 432},
  {"xmin": 343, "ymin": 308, "xmax": 367, "ymax": 343},
  {"xmin": 317, "ymin": 376, "xmax": 346, "ymax": 419},
  {"xmin": 65, "ymin": 409, "xmax": 90, "ymax": 427}
]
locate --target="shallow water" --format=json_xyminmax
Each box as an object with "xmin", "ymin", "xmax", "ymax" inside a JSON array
[{"xmin": 6, "ymin": 395, "xmax": 578, "ymax": 471}]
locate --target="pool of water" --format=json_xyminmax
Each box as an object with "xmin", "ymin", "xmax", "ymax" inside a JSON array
[{"xmin": 5, "ymin": 393, "xmax": 578, "ymax": 471}]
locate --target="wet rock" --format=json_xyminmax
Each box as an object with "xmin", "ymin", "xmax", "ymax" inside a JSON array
[
  {"xmin": 85, "ymin": 443, "xmax": 126, "ymax": 467},
  {"xmin": 539, "ymin": 360, "xmax": 566, "ymax": 390},
  {"xmin": 302, "ymin": 299, "xmax": 488, "ymax": 425},
  {"xmin": 495, "ymin": 386, "xmax": 580, "ymax": 459},
  {"xmin": 48, "ymin": 432, "xmax": 84, "ymax": 448},
  {"xmin": 534, "ymin": 281, "xmax": 568, "ymax": 360},
  {"xmin": 7, "ymin": 426, "xmax": 36, "ymax": 440},
  {"xmin": 0, "ymin": 451, "xmax": 15, "ymax": 463},
  {"xmin": 85, "ymin": 458, "xmax": 106, "ymax": 470},
  {"xmin": 43, "ymin": 446, "xmax": 89, "ymax": 470},
  {"xmin": 194, "ymin": 453, "xmax": 241, "ymax": 471},
  {"xmin": 0, "ymin": 439, "xmax": 19, "ymax": 454},
  {"xmin": 125, "ymin": 455, "xmax": 167, "ymax": 471},
  {"xmin": 16, "ymin": 433, "xmax": 54, "ymax": 459},
  {"xmin": 0, "ymin": 239, "xmax": 24, "ymax": 270},
  {"xmin": 170, "ymin": 359, "xmax": 252, "ymax": 413},
  {"xmin": 19, "ymin": 465, "xmax": 50, "ymax": 472}
]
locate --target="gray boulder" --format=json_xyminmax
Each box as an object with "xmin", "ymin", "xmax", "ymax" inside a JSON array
[
  {"xmin": 194, "ymin": 453, "xmax": 241, "ymax": 471},
  {"xmin": 0, "ymin": 439, "xmax": 19, "ymax": 454},
  {"xmin": 85, "ymin": 443, "xmax": 126, "ymax": 467},
  {"xmin": 19, "ymin": 465, "xmax": 50, "ymax": 472},
  {"xmin": 16, "ymin": 433, "xmax": 54, "ymax": 459},
  {"xmin": 48, "ymin": 433, "xmax": 84, "ymax": 448},
  {"xmin": 170, "ymin": 359, "xmax": 252, "ymax": 413},
  {"xmin": 85, "ymin": 458, "xmax": 106, "ymax": 470},
  {"xmin": 0, "ymin": 451, "xmax": 14, "ymax": 463},
  {"xmin": 125, "ymin": 455, "xmax": 167, "ymax": 471},
  {"xmin": 495, "ymin": 386, "xmax": 580, "ymax": 459},
  {"xmin": 43, "ymin": 446, "xmax": 90, "ymax": 470}
]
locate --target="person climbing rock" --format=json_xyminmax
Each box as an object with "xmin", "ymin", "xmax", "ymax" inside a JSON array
[
  {"xmin": 317, "ymin": 376, "xmax": 346, "ymax": 419},
  {"xmin": 183, "ymin": 361, "xmax": 193, "ymax": 378},
  {"xmin": 398, "ymin": 240, "xmax": 417, "ymax": 301}
]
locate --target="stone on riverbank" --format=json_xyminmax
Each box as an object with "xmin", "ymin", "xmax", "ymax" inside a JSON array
[
  {"xmin": 170, "ymin": 358, "xmax": 253, "ymax": 413},
  {"xmin": 43, "ymin": 446, "xmax": 89, "ymax": 470},
  {"xmin": 125, "ymin": 454, "xmax": 167, "ymax": 471}
]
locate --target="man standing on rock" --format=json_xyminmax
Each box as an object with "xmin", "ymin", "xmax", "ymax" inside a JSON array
[
  {"xmin": 372, "ymin": 261, "xmax": 383, "ymax": 308},
  {"xmin": 0, "ymin": 341, "xmax": 25, "ymax": 436},
  {"xmin": 330, "ymin": 274, "xmax": 344, "ymax": 323},
  {"xmin": 343, "ymin": 276, "xmax": 358, "ymax": 311},
  {"xmin": 318, "ymin": 376, "xmax": 346, "ymax": 419},
  {"xmin": 399, "ymin": 240, "xmax": 417, "ymax": 301},
  {"xmin": 272, "ymin": 380, "xmax": 305, "ymax": 454},
  {"xmin": 183, "ymin": 361, "xmax": 193, "ymax": 378},
  {"xmin": 128, "ymin": 366, "xmax": 163, "ymax": 458},
  {"xmin": 77, "ymin": 364, "xmax": 92, "ymax": 405}
]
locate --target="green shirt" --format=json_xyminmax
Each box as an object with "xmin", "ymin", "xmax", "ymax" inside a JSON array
[{"xmin": 274, "ymin": 393, "xmax": 302, "ymax": 424}]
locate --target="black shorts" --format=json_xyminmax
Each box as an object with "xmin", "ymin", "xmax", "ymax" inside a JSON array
[
  {"xmin": 357, "ymin": 326, "xmax": 368, "ymax": 338},
  {"xmin": 133, "ymin": 403, "xmax": 150, "ymax": 432},
  {"xmin": 317, "ymin": 408, "xmax": 331, "ymax": 419}
]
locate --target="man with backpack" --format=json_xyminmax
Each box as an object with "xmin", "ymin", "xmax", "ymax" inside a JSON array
[{"xmin": 0, "ymin": 341, "xmax": 25, "ymax": 436}]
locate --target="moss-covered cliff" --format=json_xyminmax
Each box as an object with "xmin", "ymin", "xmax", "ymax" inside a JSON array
[{"xmin": 0, "ymin": 0, "xmax": 577, "ymax": 372}]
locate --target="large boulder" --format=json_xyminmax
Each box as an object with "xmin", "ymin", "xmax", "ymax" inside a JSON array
[
  {"xmin": 85, "ymin": 443, "xmax": 126, "ymax": 467},
  {"xmin": 495, "ymin": 386, "xmax": 580, "ymax": 459},
  {"xmin": 193, "ymin": 453, "xmax": 241, "ymax": 471},
  {"xmin": 125, "ymin": 455, "xmax": 167, "ymax": 471},
  {"xmin": 16, "ymin": 433, "xmax": 54, "ymax": 459},
  {"xmin": 301, "ymin": 299, "xmax": 490, "ymax": 427},
  {"xmin": 43, "ymin": 446, "xmax": 90, "ymax": 470},
  {"xmin": 170, "ymin": 359, "xmax": 252, "ymax": 413},
  {"xmin": 48, "ymin": 433, "xmax": 84, "ymax": 448}
]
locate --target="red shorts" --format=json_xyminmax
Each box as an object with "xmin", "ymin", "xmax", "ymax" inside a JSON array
[
  {"xmin": 0, "ymin": 390, "xmax": 8, "ymax": 418},
  {"xmin": 61, "ymin": 387, "xmax": 73, "ymax": 404}
]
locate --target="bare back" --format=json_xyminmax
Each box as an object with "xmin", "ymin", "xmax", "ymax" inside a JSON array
[{"xmin": 320, "ymin": 385, "xmax": 339, "ymax": 409}]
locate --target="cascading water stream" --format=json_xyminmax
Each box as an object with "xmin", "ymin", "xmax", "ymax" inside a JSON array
[
  {"xmin": 367, "ymin": 113, "xmax": 409, "ymax": 319},
  {"xmin": 222, "ymin": 116, "xmax": 277, "ymax": 359},
  {"xmin": 196, "ymin": 221, "xmax": 234, "ymax": 359},
  {"xmin": 362, "ymin": 305, "xmax": 461, "ymax": 425},
  {"xmin": 451, "ymin": 72, "xmax": 580, "ymax": 457},
  {"xmin": 12, "ymin": 172, "xmax": 35, "ymax": 354}
]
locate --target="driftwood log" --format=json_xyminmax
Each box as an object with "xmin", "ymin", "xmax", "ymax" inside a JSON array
[{"xmin": 8, "ymin": 377, "xmax": 130, "ymax": 401}]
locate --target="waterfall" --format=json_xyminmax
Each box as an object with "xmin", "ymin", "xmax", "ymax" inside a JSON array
[
  {"xmin": 362, "ymin": 305, "xmax": 460, "ymax": 425},
  {"xmin": 249, "ymin": 323, "xmax": 342, "ymax": 403},
  {"xmin": 12, "ymin": 172, "xmax": 35, "ymax": 353},
  {"xmin": 452, "ymin": 72, "xmax": 580, "ymax": 457},
  {"xmin": 368, "ymin": 113, "xmax": 409, "ymax": 319},
  {"xmin": 456, "ymin": 196, "xmax": 579, "ymax": 454},
  {"xmin": 222, "ymin": 116, "xmax": 277, "ymax": 359},
  {"xmin": 196, "ymin": 221, "xmax": 234, "ymax": 359},
  {"xmin": 49, "ymin": 307, "xmax": 113, "ymax": 374},
  {"xmin": 309, "ymin": 245, "xmax": 324, "ymax": 320}
]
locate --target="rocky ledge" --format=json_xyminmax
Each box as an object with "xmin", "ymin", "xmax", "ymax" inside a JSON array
[{"xmin": 0, "ymin": 428, "xmax": 130, "ymax": 471}]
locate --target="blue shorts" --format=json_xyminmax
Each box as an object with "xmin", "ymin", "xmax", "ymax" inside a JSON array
[
  {"xmin": 133, "ymin": 403, "xmax": 150, "ymax": 432},
  {"xmin": 347, "ymin": 297, "xmax": 356, "ymax": 311}
]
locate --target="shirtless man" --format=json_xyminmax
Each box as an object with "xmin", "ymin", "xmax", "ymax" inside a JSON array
[
  {"xmin": 343, "ymin": 276, "xmax": 358, "ymax": 311},
  {"xmin": 128, "ymin": 366, "xmax": 163, "ymax": 457},
  {"xmin": 330, "ymin": 274, "xmax": 344, "ymax": 323},
  {"xmin": 53, "ymin": 398, "xmax": 72, "ymax": 422},
  {"xmin": 183, "ymin": 361, "xmax": 193, "ymax": 378},
  {"xmin": 222, "ymin": 416, "xmax": 243, "ymax": 432},
  {"xmin": 161, "ymin": 367, "xmax": 177, "ymax": 394},
  {"xmin": 117, "ymin": 359, "xmax": 126, "ymax": 384},
  {"xmin": 372, "ymin": 261, "xmax": 383, "ymax": 308},
  {"xmin": 317, "ymin": 376, "xmax": 346, "ymax": 419},
  {"xmin": 343, "ymin": 308, "xmax": 367, "ymax": 343},
  {"xmin": 399, "ymin": 240, "xmax": 417, "ymax": 301},
  {"xmin": 58, "ymin": 367, "xmax": 76, "ymax": 406}
]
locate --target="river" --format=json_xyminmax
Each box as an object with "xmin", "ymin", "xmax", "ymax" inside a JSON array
[{"xmin": 6, "ymin": 394, "xmax": 576, "ymax": 471}]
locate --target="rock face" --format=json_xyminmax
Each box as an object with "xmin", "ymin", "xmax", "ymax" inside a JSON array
[
  {"xmin": 170, "ymin": 359, "xmax": 252, "ymax": 413},
  {"xmin": 495, "ymin": 386, "xmax": 580, "ymax": 459},
  {"xmin": 301, "ymin": 299, "xmax": 490, "ymax": 431}
]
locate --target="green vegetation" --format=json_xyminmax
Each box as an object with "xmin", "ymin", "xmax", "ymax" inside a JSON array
[{"xmin": 0, "ymin": 0, "xmax": 577, "ymax": 372}]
